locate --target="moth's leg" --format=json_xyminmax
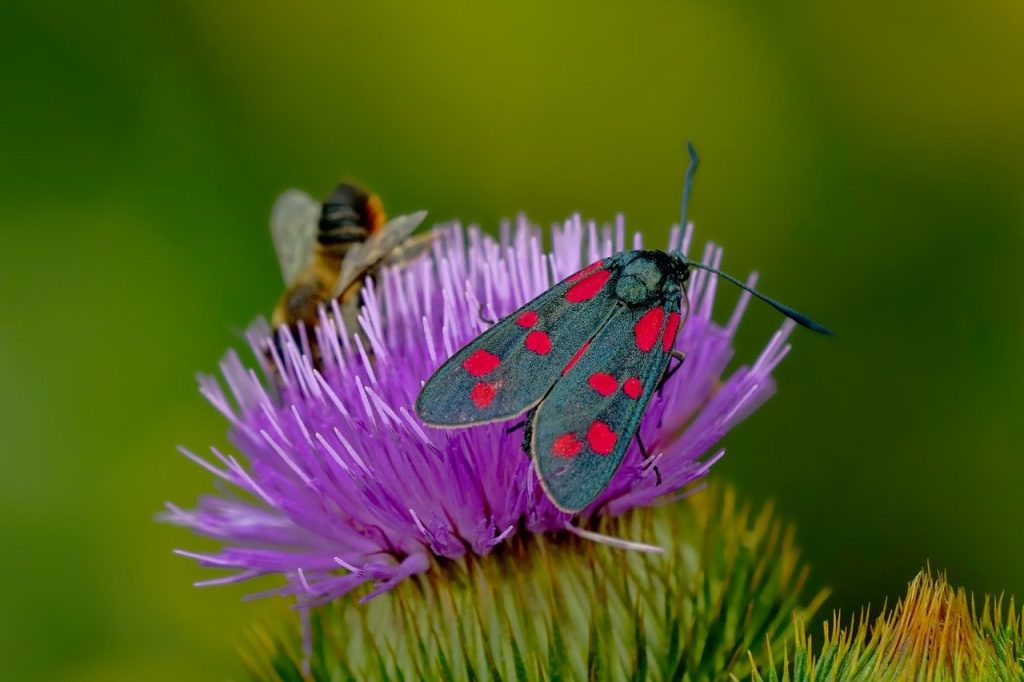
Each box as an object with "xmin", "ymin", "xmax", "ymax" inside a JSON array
[
  {"xmin": 636, "ymin": 432, "xmax": 649, "ymax": 459},
  {"xmin": 657, "ymin": 350, "xmax": 687, "ymax": 396},
  {"xmin": 519, "ymin": 411, "xmax": 536, "ymax": 459},
  {"xmin": 505, "ymin": 419, "xmax": 527, "ymax": 434},
  {"xmin": 635, "ymin": 433, "xmax": 662, "ymax": 486},
  {"xmin": 477, "ymin": 303, "xmax": 497, "ymax": 326}
]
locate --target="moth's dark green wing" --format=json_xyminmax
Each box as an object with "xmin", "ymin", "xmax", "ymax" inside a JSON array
[
  {"xmin": 416, "ymin": 258, "xmax": 623, "ymax": 426},
  {"xmin": 531, "ymin": 297, "xmax": 684, "ymax": 512}
]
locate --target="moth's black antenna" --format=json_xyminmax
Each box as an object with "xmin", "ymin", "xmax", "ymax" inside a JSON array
[
  {"xmin": 682, "ymin": 258, "xmax": 833, "ymax": 335},
  {"xmin": 680, "ymin": 141, "xmax": 699, "ymax": 232},
  {"xmin": 676, "ymin": 142, "xmax": 832, "ymax": 336}
]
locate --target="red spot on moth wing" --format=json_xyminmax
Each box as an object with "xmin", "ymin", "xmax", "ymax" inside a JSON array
[
  {"xmin": 516, "ymin": 310, "xmax": 539, "ymax": 327},
  {"xmin": 634, "ymin": 308, "xmax": 665, "ymax": 352},
  {"xmin": 662, "ymin": 311, "xmax": 682, "ymax": 351},
  {"xmin": 525, "ymin": 330, "xmax": 552, "ymax": 355},
  {"xmin": 552, "ymin": 433, "xmax": 583, "ymax": 458},
  {"xmin": 586, "ymin": 421, "xmax": 617, "ymax": 455},
  {"xmin": 463, "ymin": 349, "xmax": 501, "ymax": 376},
  {"xmin": 566, "ymin": 260, "xmax": 605, "ymax": 282},
  {"xmin": 562, "ymin": 341, "xmax": 590, "ymax": 374},
  {"xmin": 565, "ymin": 269, "xmax": 611, "ymax": 303},
  {"xmin": 623, "ymin": 377, "xmax": 643, "ymax": 399},
  {"xmin": 470, "ymin": 382, "xmax": 496, "ymax": 408},
  {"xmin": 587, "ymin": 372, "xmax": 618, "ymax": 397}
]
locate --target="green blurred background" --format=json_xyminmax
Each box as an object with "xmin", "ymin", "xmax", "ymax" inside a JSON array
[{"xmin": 2, "ymin": 1, "xmax": 1023, "ymax": 679}]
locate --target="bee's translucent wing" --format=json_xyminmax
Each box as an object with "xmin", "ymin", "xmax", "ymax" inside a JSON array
[
  {"xmin": 382, "ymin": 231, "xmax": 437, "ymax": 266},
  {"xmin": 270, "ymin": 189, "xmax": 320, "ymax": 285},
  {"xmin": 331, "ymin": 210, "xmax": 428, "ymax": 298}
]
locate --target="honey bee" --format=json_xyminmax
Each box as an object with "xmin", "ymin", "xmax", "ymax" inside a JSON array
[{"xmin": 269, "ymin": 181, "xmax": 429, "ymax": 343}]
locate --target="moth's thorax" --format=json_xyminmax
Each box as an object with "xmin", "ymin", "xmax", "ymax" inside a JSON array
[{"xmin": 613, "ymin": 251, "xmax": 684, "ymax": 306}]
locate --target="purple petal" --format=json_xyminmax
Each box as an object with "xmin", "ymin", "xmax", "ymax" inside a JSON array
[{"xmin": 163, "ymin": 215, "xmax": 793, "ymax": 603}]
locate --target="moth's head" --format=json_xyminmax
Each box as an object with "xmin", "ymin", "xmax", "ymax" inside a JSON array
[{"xmin": 669, "ymin": 252, "xmax": 692, "ymax": 283}]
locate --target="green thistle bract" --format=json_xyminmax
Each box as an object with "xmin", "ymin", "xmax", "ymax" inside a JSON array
[
  {"xmin": 241, "ymin": 486, "xmax": 825, "ymax": 681},
  {"xmin": 752, "ymin": 570, "xmax": 1024, "ymax": 681}
]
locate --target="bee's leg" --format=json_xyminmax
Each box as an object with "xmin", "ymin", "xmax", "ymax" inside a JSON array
[
  {"xmin": 657, "ymin": 350, "xmax": 687, "ymax": 396},
  {"xmin": 636, "ymin": 433, "xmax": 662, "ymax": 486}
]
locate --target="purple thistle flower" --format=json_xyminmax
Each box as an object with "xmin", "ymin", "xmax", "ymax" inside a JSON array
[{"xmin": 163, "ymin": 214, "xmax": 795, "ymax": 606}]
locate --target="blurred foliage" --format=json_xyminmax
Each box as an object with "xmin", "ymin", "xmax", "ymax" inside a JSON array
[
  {"xmin": 752, "ymin": 571, "xmax": 1024, "ymax": 681},
  {"xmin": 243, "ymin": 486, "xmax": 825, "ymax": 681},
  {"xmin": 1, "ymin": 0, "xmax": 1023, "ymax": 679}
]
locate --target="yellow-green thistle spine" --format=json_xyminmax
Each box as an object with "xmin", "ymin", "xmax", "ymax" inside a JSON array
[
  {"xmin": 242, "ymin": 485, "xmax": 826, "ymax": 681},
  {"xmin": 752, "ymin": 571, "xmax": 1024, "ymax": 681}
]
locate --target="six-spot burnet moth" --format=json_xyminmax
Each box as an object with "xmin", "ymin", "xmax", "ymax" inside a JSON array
[{"xmin": 415, "ymin": 144, "xmax": 831, "ymax": 512}]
